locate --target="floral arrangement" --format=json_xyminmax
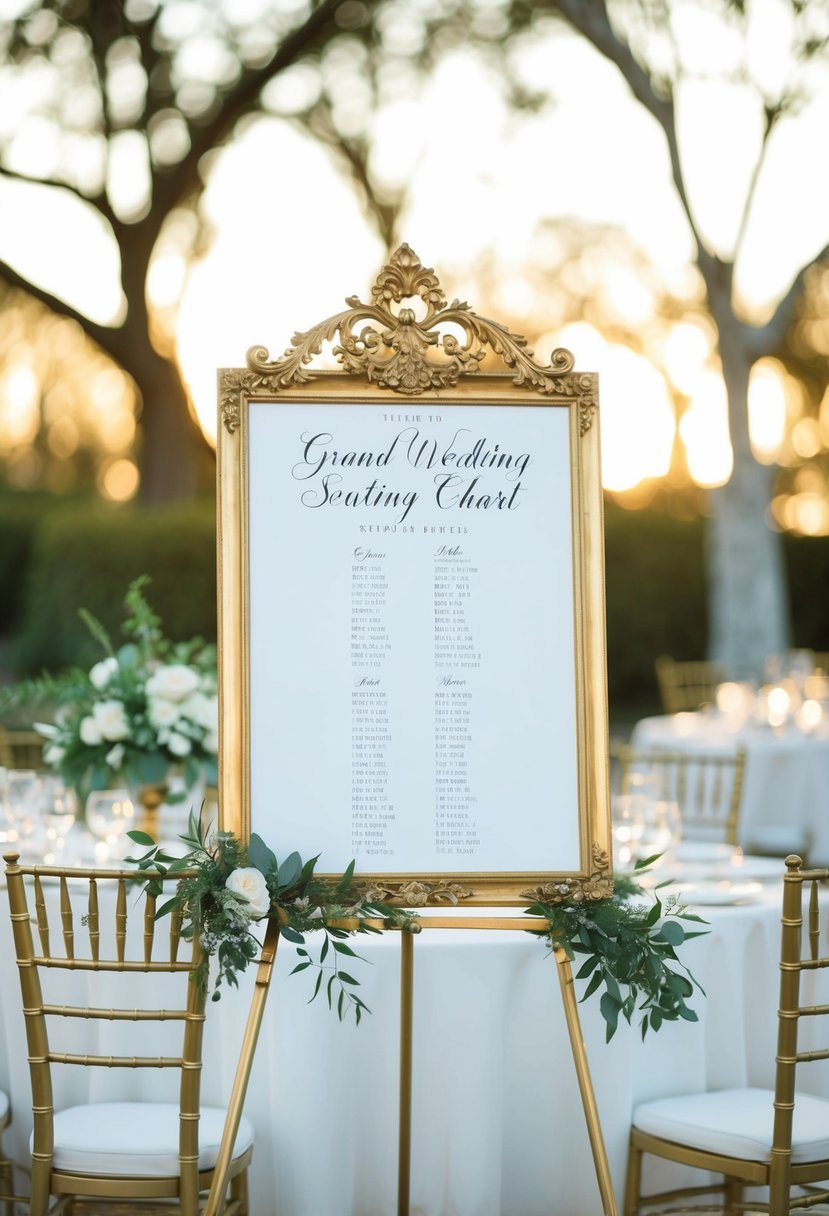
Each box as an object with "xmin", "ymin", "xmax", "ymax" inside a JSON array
[
  {"xmin": 128, "ymin": 813, "xmax": 420, "ymax": 1022},
  {"xmin": 129, "ymin": 818, "xmax": 705, "ymax": 1038},
  {"xmin": 2, "ymin": 577, "xmax": 218, "ymax": 801}
]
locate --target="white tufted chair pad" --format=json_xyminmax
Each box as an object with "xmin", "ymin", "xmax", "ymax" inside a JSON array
[
  {"xmin": 33, "ymin": 1102, "xmax": 254, "ymax": 1178},
  {"xmin": 633, "ymin": 1088, "xmax": 829, "ymax": 1164}
]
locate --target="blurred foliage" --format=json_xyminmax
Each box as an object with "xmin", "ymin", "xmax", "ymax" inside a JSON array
[
  {"xmin": 3, "ymin": 490, "xmax": 827, "ymax": 717},
  {"xmin": 12, "ymin": 499, "xmax": 216, "ymax": 675}
]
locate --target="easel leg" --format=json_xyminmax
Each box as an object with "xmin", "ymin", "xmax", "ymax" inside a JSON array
[
  {"xmin": 204, "ymin": 920, "xmax": 281, "ymax": 1216},
  {"xmin": 398, "ymin": 930, "xmax": 414, "ymax": 1216},
  {"xmin": 554, "ymin": 946, "xmax": 619, "ymax": 1216}
]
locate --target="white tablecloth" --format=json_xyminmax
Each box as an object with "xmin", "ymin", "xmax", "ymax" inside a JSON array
[
  {"xmin": 631, "ymin": 713, "xmax": 829, "ymax": 865},
  {"xmin": 2, "ymin": 875, "xmax": 821, "ymax": 1215}
]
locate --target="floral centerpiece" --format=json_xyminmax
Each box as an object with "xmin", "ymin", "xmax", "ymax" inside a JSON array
[
  {"xmin": 2, "ymin": 577, "xmax": 218, "ymax": 810},
  {"xmin": 130, "ymin": 817, "xmax": 706, "ymax": 1038}
]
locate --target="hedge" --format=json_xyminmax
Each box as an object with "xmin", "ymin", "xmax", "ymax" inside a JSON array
[
  {"xmin": 13, "ymin": 501, "xmax": 217, "ymax": 673},
  {"xmin": 3, "ymin": 491, "xmax": 828, "ymax": 714}
]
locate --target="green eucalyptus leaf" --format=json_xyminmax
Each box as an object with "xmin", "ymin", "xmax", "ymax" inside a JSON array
[
  {"xmin": 277, "ymin": 851, "xmax": 303, "ymax": 889},
  {"xmin": 128, "ymin": 830, "xmax": 157, "ymax": 846}
]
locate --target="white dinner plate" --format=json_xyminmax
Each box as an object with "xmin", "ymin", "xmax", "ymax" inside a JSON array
[
  {"xmin": 673, "ymin": 880, "xmax": 764, "ymax": 906},
  {"xmin": 674, "ymin": 842, "xmax": 738, "ymax": 864},
  {"xmin": 713, "ymin": 856, "xmax": 785, "ymax": 882}
]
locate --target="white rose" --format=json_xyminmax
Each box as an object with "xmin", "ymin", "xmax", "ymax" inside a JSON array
[
  {"xmin": 90, "ymin": 656, "xmax": 119, "ymax": 689},
  {"xmin": 179, "ymin": 691, "xmax": 218, "ymax": 731},
  {"xmin": 148, "ymin": 697, "xmax": 180, "ymax": 729},
  {"xmin": 80, "ymin": 715, "xmax": 103, "ymax": 745},
  {"xmin": 145, "ymin": 665, "xmax": 200, "ymax": 703},
  {"xmin": 92, "ymin": 699, "xmax": 130, "ymax": 742},
  {"xmin": 167, "ymin": 731, "xmax": 192, "ymax": 756},
  {"xmin": 44, "ymin": 742, "xmax": 65, "ymax": 765},
  {"xmin": 105, "ymin": 743, "xmax": 125, "ymax": 769},
  {"xmin": 225, "ymin": 867, "xmax": 270, "ymax": 919}
]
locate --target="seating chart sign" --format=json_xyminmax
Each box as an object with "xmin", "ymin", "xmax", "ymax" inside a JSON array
[{"xmin": 218, "ymin": 246, "xmax": 611, "ymax": 905}]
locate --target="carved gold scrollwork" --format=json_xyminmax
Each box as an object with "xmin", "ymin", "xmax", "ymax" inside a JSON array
[
  {"xmin": 520, "ymin": 842, "xmax": 613, "ymax": 905},
  {"xmin": 359, "ymin": 879, "xmax": 475, "ymax": 907},
  {"xmin": 238, "ymin": 244, "xmax": 595, "ymax": 418}
]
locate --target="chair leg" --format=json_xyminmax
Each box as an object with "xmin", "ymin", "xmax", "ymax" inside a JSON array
[
  {"xmin": 0, "ymin": 1156, "xmax": 13, "ymax": 1216},
  {"xmin": 724, "ymin": 1177, "xmax": 742, "ymax": 1215},
  {"xmin": 230, "ymin": 1166, "xmax": 249, "ymax": 1216},
  {"xmin": 29, "ymin": 1156, "xmax": 51, "ymax": 1216},
  {"xmin": 622, "ymin": 1137, "xmax": 643, "ymax": 1216}
]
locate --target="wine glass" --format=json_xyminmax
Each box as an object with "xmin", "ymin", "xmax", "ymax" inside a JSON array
[
  {"xmin": 41, "ymin": 777, "xmax": 78, "ymax": 863},
  {"xmin": 611, "ymin": 793, "xmax": 645, "ymax": 870},
  {"xmin": 4, "ymin": 769, "xmax": 45, "ymax": 856},
  {"xmin": 85, "ymin": 790, "xmax": 135, "ymax": 863}
]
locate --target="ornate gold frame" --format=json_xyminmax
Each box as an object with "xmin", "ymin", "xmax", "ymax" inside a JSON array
[{"xmin": 217, "ymin": 244, "xmax": 611, "ymax": 906}]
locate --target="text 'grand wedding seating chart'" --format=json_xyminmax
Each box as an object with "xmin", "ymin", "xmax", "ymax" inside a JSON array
[{"xmin": 217, "ymin": 245, "xmax": 611, "ymax": 906}]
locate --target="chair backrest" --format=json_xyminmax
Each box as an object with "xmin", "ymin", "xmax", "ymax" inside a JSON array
[
  {"xmin": 3, "ymin": 851, "xmax": 211, "ymax": 1214},
  {"xmin": 0, "ymin": 727, "xmax": 44, "ymax": 771},
  {"xmin": 612, "ymin": 743, "xmax": 747, "ymax": 845},
  {"xmin": 655, "ymin": 655, "xmax": 728, "ymax": 714},
  {"xmin": 770, "ymin": 856, "xmax": 829, "ymax": 1211}
]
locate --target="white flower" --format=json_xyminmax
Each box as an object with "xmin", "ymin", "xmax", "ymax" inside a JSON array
[
  {"xmin": 80, "ymin": 715, "xmax": 103, "ymax": 745},
  {"xmin": 105, "ymin": 743, "xmax": 125, "ymax": 769},
  {"xmin": 225, "ymin": 867, "xmax": 270, "ymax": 919},
  {"xmin": 179, "ymin": 691, "xmax": 218, "ymax": 731},
  {"xmin": 90, "ymin": 657, "xmax": 119, "ymax": 689},
  {"xmin": 92, "ymin": 699, "xmax": 130, "ymax": 742},
  {"xmin": 167, "ymin": 731, "xmax": 192, "ymax": 756},
  {"xmin": 34, "ymin": 722, "xmax": 58, "ymax": 739},
  {"xmin": 44, "ymin": 742, "xmax": 65, "ymax": 765},
  {"xmin": 204, "ymin": 730, "xmax": 219, "ymax": 754},
  {"xmin": 148, "ymin": 697, "xmax": 181, "ymax": 729},
  {"xmin": 145, "ymin": 665, "xmax": 200, "ymax": 703}
]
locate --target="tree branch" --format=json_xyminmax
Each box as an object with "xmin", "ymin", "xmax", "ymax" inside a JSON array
[
  {"xmin": 550, "ymin": 0, "xmax": 717, "ymax": 278},
  {"xmin": 0, "ymin": 255, "xmax": 132, "ymax": 366},
  {"xmin": 151, "ymin": 0, "xmax": 344, "ymax": 220},
  {"xmin": 0, "ymin": 164, "xmax": 118, "ymax": 229},
  {"xmin": 749, "ymin": 238, "xmax": 829, "ymax": 358}
]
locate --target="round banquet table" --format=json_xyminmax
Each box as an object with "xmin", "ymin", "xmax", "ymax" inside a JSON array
[
  {"xmin": 631, "ymin": 712, "xmax": 829, "ymax": 865},
  {"xmin": 0, "ymin": 873, "xmax": 826, "ymax": 1216}
]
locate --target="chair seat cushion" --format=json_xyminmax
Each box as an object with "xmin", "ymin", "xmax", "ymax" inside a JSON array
[
  {"xmin": 39, "ymin": 1102, "xmax": 254, "ymax": 1178},
  {"xmin": 633, "ymin": 1088, "xmax": 829, "ymax": 1164}
]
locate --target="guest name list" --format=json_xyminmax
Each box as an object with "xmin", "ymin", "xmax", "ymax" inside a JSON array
[{"xmin": 248, "ymin": 403, "xmax": 581, "ymax": 875}]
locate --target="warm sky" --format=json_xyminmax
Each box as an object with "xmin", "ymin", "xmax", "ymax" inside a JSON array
[{"xmin": 1, "ymin": 2, "xmax": 828, "ymax": 506}]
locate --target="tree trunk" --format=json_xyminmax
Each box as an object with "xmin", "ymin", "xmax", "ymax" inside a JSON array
[
  {"xmin": 132, "ymin": 345, "xmax": 214, "ymax": 504},
  {"xmin": 707, "ymin": 348, "xmax": 789, "ymax": 678}
]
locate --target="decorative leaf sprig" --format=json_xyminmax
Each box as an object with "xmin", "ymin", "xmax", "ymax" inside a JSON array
[
  {"xmin": 525, "ymin": 857, "xmax": 708, "ymax": 1041},
  {"xmin": 127, "ymin": 813, "xmax": 420, "ymax": 1024}
]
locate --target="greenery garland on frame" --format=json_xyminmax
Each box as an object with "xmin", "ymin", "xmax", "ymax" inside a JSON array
[
  {"xmin": 129, "ymin": 818, "xmax": 706, "ymax": 1039},
  {"xmin": 526, "ymin": 858, "xmax": 708, "ymax": 1042}
]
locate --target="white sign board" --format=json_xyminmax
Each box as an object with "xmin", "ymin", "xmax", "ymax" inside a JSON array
[{"xmin": 247, "ymin": 401, "xmax": 580, "ymax": 876}]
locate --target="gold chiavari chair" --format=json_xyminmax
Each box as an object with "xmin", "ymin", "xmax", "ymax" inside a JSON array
[
  {"xmin": 612, "ymin": 742, "xmax": 748, "ymax": 847},
  {"xmin": 0, "ymin": 726, "xmax": 44, "ymax": 770},
  {"xmin": 655, "ymin": 655, "xmax": 729, "ymax": 714},
  {"xmin": 623, "ymin": 855, "xmax": 829, "ymax": 1215},
  {"xmin": 4, "ymin": 851, "xmax": 278, "ymax": 1216}
]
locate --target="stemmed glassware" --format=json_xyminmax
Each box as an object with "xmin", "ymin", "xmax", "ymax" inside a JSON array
[{"xmin": 85, "ymin": 790, "xmax": 135, "ymax": 864}]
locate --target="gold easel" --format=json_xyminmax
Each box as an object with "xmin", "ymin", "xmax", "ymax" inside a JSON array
[
  {"xmin": 204, "ymin": 917, "xmax": 617, "ymax": 1216},
  {"xmin": 215, "ymin": 244, "xmax": 616, "ymax": 1215}
]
